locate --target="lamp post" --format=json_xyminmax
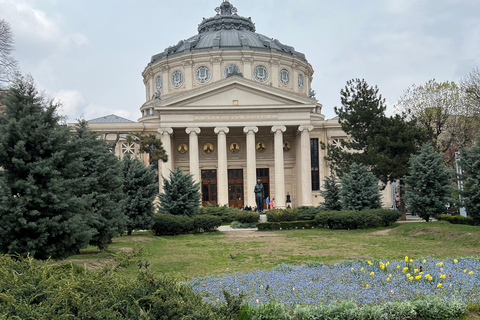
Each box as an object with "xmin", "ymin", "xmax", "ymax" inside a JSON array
[{"xmin": 455, "ymin": 151, "xmax": 467, "ymax": 217}]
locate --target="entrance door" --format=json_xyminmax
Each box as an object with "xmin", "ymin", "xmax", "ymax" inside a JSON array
[
  {"xmin": 256, "ymin": 168, "xmax": 270, "ymax": 208},
  {"xmin": 228, "ymin": 169, "xmax": 244, "ymax": 208},
  {"xmin": 201, "ymin": 169, "xmax": 217, "ymax": 206}
]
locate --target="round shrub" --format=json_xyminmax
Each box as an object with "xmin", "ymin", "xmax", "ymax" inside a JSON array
[
  {"xmin": 235, "ymin": 211, "xmax": 260, "ymax": 224},
  {"xmin": 199, "ymin": 204, "xmax": 239, "ymax": 223},
  {"xmin": 315, "ymin": 210, "xmax": 382, "ymax": 229},
  {"xmin": 364, "ymin": 209, "xmax": 401, "ymax": 226},
  {"xmin": 266, "ymin": 209, "xmax": 299, "ymax": 222},
  {"xmin": 297, "ymin": 206, "xmax": 320, "ymax": 220},
  {"xmin": 193, "ymin": 214, "xmax": 222, "ymax": 232},
  {"xmin": 152, "ymin": 214, "xmax": 194, "ymax": 236}
]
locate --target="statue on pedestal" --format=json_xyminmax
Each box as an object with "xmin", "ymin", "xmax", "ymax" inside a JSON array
[{"xmin": 254, "ymin": 179, "xmax": 265, "ymax": 213}]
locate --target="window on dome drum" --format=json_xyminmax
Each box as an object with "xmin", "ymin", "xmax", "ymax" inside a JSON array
[
  {"xmin": 254, "ymin": 65, "xmax": 268, "ymax": 82},
  {"xmin": 279, "ymin": 69, "xmax": 290, "ymax": 85},
  {"xmin": 311, "ymin": 138, "xmax": 320, "ymax": 191},
  {"xmin": 155, "ymin": 76, "xmax": 163, "ymax": 91},
  {"xmin": 122, "ymin": 143, "xmax": 135, "ymax": 155},
  {"xmin": 298, "ymin": 74, "xmax": 304, "ymax": 89},
  {"xmin": 224, "ymin": 64, "xmax": 240, "ymax": 78},
  {"xmin": 195, "ymin": 66, "xmax": 211, "ymax": 83},
  {"xmin": 171, "ymin": 70, "xmax": 184, "ymax": 87}
]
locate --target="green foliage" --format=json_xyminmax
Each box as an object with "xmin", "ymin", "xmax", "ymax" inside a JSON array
[
  {"xmin": 121, "ymin": 154, "xmax": 158, "ymax": 235},
  {"xmin": 340, "ymin": 163, "xmax": 381, "ymax": 211},
  {"xmin": 231, "ymin": 221, "xmax": 257, "ymax": 228},
  {"xmin": 193, "ymin": 214, "xmax": 222, "ymax": 232},
  {"xmin": 0, "ymin": 77, "xmax": 93, "ymax": 259},
  {"xmin": 266, "ymin": 209, "xmax": 300, "ymax": 222},
  {"xmin": 460, "ymin": 139, "xmax": 480, "ymax": 223},
  {"xmin": 235, "ymin": 211, "xmax": 260, "ymax": 224},
  {"xmin": 319, "ymin": 175, "xmax": 342, "ymax": 211},
  {"xmin": 158, "ymin": 167, "xmax": 201, "ymax": 217},
  {"xmin": 239, "ymin": 303, "xmax": 290, "ymax": 320},
  {"xmin": 257, "ymin": 221, "xmax": 316, "ymax": 231},
  {"xmin": 404, "ymin": 144, "xmax": 452, "ymax": 222},
  {"xmin": 199, "ymin": 204, "xmax": 239, "ymax": 223},
  {"xmin": 368, "ymin": 209, "xmax": 401, "ymax": 227},
  {"xmin": 126, "ymin": 133, "xmax": 168, "ymax": 165},
  {"xmin": 413, "ymin": 296, "xmax": 467, "ymax": 320},
  {"xmin": 315, "ymin": 210, "xmax": 383, "ymax": 229},
  {"xmin": 297, "ymin": 206, "xmax": 320, "ymax": 220},
  {"xmin": 152, "ymin": 214, "xmax": 194, "ymax": 236},
  {"xmin": 438, "ymin": 214, "xmax": 476, "ymax": 226},
  {"xmin": 72, "ymin": 119, "xmax": 126, "ymax": 250}
]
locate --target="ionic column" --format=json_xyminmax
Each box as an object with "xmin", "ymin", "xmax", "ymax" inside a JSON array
[
  {"xmin": 185, "ymin": 127, "xmax": 201, "ymax": 184},
  {"xmin": 297, "ymin": 125, "xmax": 314, "ymax": 206},
  {"xmin": 271, "ymin": 125, "xmax": 287, "ymax": 209},
  {"xmin": 214, "ymin": 127, "xmax": 229, "ymax": 206},
  {"xmin": 243, "ymin": 126, "xmax": 258, "ymax": 207},
  {"xmin": 158, "ymin": 127, "xmax": 173, "ymax": 193}
]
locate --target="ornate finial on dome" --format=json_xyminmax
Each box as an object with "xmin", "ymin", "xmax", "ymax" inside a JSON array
[{"xmin": 215, "ymin": 0, "xmax": 237, "ymax": 16}]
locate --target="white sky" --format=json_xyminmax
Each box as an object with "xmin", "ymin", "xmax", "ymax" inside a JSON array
[{"xmin": 1, "ymin": 0, "xmax": 479, "ymax": 121}]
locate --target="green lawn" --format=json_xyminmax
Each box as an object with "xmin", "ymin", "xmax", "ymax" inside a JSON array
[{"xmin": 64, "ymin": 221, "xmax": 480, "ymax": 281}]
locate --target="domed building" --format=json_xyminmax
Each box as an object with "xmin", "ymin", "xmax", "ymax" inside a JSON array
[{"xmin": 87, "ymin": 0, "xmax": 393, "ymax": 209}]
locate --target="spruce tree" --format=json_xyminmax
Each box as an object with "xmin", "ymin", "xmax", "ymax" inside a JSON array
[
  {"xmin": 71, "ymin": 120, "xmax": 126, "ymax": 249},
  {"xmin": 121, "ymin": 154, "xmax": 158, "ymax": 235},
  {"xmin": 340, "ymin": 163, "xmax": 381, "ymax": 211},
  {"xmin": 158, "ymin": 167, "xmax": 201, "ymax": 217},
  {"xmin": 0, "ymin": 77, "xmax": 93, "ymax": 259},
  {"xmin": 319, "ymin": 175, "xmax": 342, "ymax": 211},
  {"xmin": 404, "ymin": 144, "xmax": 451, "ymax": 222},
  {"xmin": 459, "ymin": 139, "xmax": 480, "ymax": 223}
]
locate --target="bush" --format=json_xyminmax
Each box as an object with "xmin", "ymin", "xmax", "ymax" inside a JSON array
[
  {"xmin": 231, "ymin": 221, "xmax": 257, "ymax": 229},
  {"xmin": 236, "ymin": 211, "xmax": 260, "ymax": 224},
  {"xmin": 239, "ymin": 303, "xmax": 290, "ymax": 320},
  {"xmin": 297, "ymin": 206, "xmax": 320, "ymax": 220},
  {"xmin": 194, "ymin": 214, "xmax": 222, "ymax": 232},
  {"xmin": 315, "ymin": 210, "xmax": 382, "ymax": 229},
  {"xmin": 364, "ymin": 209, "xmax": 401, "ymax": 227},
  {"xmin": 257, "ymin": 221, "xmax": 316, "ymax": 231},
  {"xmin": 266, "ymin": 209, "xmax": 299, "ymax": 222},
  {"xmin": 413, "ymin": 296, "xmax": 466, "ymax": 320},
  {"xmin": 199, "ymin": 204, "xmax": 240, "ymax": 223},
  {"xmin": 152, "ymin": 214, "xmax": 194, "ymax": 236},
  {"xmin": 439, "ymin": 214, "xmax": 476, "ymax": 226}
]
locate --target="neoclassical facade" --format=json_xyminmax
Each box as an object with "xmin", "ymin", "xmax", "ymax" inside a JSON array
[{"xmin": 87, "ymin": 1, "xmax": 393, "ymax": 209}]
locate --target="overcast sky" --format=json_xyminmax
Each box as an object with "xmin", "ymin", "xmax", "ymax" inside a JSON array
[{"xmin": 1, "ymin": 0, "xmax": 479, "ymax": 121}]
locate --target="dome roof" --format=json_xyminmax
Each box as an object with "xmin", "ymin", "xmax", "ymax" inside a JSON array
[{"xmin": 150, "ymin": 0, "xmax": 307, "ymax": 64}]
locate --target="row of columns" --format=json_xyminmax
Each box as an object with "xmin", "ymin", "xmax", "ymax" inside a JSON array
[{"xmin": 158, "ymin": 125, "xmax": 313, "ymax": 208}]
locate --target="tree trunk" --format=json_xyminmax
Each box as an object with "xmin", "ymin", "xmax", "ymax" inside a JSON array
[{"xmin": 399, "ymin": 179, "xmax": 407, "ymax": 221}]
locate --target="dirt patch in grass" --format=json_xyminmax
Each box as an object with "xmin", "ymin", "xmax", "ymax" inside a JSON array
[
  {"xmin": 117, "ymin": 247, "xmax": 133, "ymax": 253},
  {"xmin": 370, "ymin": 229, "xmax": 394, "ymax": 236},
  {"xmin": 223, "ymin": 231, "xmax": 285, "ymax": 238},
  {"xmin": 466, "ymin": 311, "xmax": 480, "ymax": 319},
  {"xmin": 114, "ymin": 236, "xmax": 154, "ymax": 243},
  {"xmin": 410, "ymin": 227, "xmax": 442, "ymax": 237},
  {"xmin": 65, "ymin": 259, "xmax": 115, "ymax": 270}
]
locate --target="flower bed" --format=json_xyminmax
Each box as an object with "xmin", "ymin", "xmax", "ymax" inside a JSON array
[{"xmin": 190, "ymin": 257, "xmax": 480, "ymax": 312}]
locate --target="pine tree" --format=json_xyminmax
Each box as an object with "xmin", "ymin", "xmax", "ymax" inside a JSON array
[
  {"xmin": 404, "ymin": 144, "xmax": 452, "ymax": 222},
  {"xmin": 121, "ymin": 154, "xmax": 158, "ymax": 235},
  {"xmin": 158, "ymin": 167, "xmax": 201, "ymax": 217},
  {"xmin": 459, "ymin": 139, "xmax": 480, "ymax": 223},
  {"xmin": 319, "ymin": 175, "xmax": 342, "ymax": 211},
  {"xmin": 340, "ymin": 163, "xmax": 381, "ymax": 211},
  {"xmin": 0, "ymin": 77, "xmax": 93, "ymax": 259},
  {"xmin": 71, "ymin": 120, "xmax": 126, "ymax": 249}
]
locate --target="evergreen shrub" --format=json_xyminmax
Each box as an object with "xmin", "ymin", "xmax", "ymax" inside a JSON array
[
  {"xmin": 235, "ymin": 211, "xmax": 260, "ymax": 224},
  {"xmin": 193, "ymin": 214, "xmax": 222, "ymax": 232},
  {"xmin": 315, "ymin": 210, "xmax": 383, "ymax": 229},
  {"xmin": 363, "ymin": 209, "xmax": 401, "ymax": 226},
  {"xmin": 297, "ymin": 206, "xmax": 320, "ymax": 220},
  {"xmin": 231, "ymin": 221, "xmax": 257, "ymax": 229},
  {"xmin": 199, "ymin": 204, "xmax": 239, "ymax": 223},
  {"xmin": 438, "ymin": 214, "xmax": 476, "ymax": 226},
  {"xmin": 266, "ymin": 209, "xmax": 299, "ymax": 222},
  {"xmin": 257, "ymin": 221, "xmax": 316, "ymax": 230},
  {"xmin": 152, "ymin": 214, "xmax": 194, "ymax": 236}
]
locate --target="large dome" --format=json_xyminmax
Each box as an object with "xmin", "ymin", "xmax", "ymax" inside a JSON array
[{"xmin": 150, "ymin": 0, "xmax": 307, "ymax": 64}]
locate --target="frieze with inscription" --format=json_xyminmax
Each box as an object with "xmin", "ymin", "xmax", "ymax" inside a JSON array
[{"xmin": 195, "ymin": 114, "xmax": 276, "ymax": 121}]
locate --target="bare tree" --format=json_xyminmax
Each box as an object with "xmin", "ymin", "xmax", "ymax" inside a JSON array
[{"xmin": 0, "ymin": 19, "xmax": 19, "ymax": 87}]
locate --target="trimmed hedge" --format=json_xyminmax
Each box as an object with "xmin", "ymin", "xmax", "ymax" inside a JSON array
[
  {"xmin": 257, "ymin": 221, "xmax": 316, "ymax": 230},
  {"xmin": 236, "ymin": 211, "xmax": 260, "ymax": 224},
  {"xmin": 199, "ymin": 204, "xmax": 240, "ymax": 223},
  {"xmin": 438, "ymin": 214, "xmax": 476, "ymax": 226},
  {"xmin": 266, "ymin": 209, "xmax": 300, "ymax": 222},
  {"xmin": 315, "ymin": 210, "xmax": 382, "ymax": 229},
  {"xmin": 152, "ymin": 214, "xmax": 194, "ymax": 236},
  {"xmin": 297, "ymin": 206, "xmax": 320, "ymax": 221},
  {"xmin": 363, "ymin": 209, "xmax": 401, "ymax": 227},
  {"xmin": 194, "ymin": 214, "xmax": 222, "ymax": 232}
]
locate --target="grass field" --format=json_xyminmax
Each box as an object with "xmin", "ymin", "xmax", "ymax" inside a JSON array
[{"xmin": 64, "ymin": 221, "xmax": 480, "ymax": 282}]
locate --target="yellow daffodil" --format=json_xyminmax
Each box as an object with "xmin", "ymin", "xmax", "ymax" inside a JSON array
[
  {"xmin": 407, "ymin": 273, "xmax": 411, "ymax": 277},
  {"xmin": 410, "ymin": 259, "xmax": 413, "ymax": 263},
  {"xmin": 414, "ymin": 269, "xmax": 418, "ymax": 273},
  {"xmin": 449, "ymin": 284, "xmax": 453, "ymax": 287},
  {"xmin": 440, "ymin": 275, "xmax": 446, "ymax": 279},
  {"xmin": 464, "ymin": 269, "xmax": 467, "ymax": 273},
  {"xmin": 415, "ymin": 275, "xmax": 422, "ymax": 280},
  {"xmin": 402, "ymin": 267, "xmax": 408, "ymax": 273},
  {"xmin": 389, "ymin": 274, "xmax": 392, "ymax": 278},
  {"xmin": 397, "ymin": 266, "xmax": 400, "ymax": 269},
  {"xmin": 370, "ymin": 272, "xmax": 375, "ymax": 276},
  {"xmin": 351, "ymin": 268, "xmax": 354, "ymax": 271},
  {"xmin": 386, "ymin": 262, "xmax": 390, "ymax": 266},
  {"xmin": 386, "ymin": 278, "xmax": 390, "ymax": 281},
  {"xmin": 366, "ymin": 284, "xmax": 369, "ymax": 288},
  {"xmin": 454, "ymin": 259, "xmax": 458, "ymax": 263},
  {"xmin": 380, "ymin": 265, "xmax": 385, "ymax": 270},
  {"xmin": 469, "ymin": 271, "xmax": 474, "ymax": 275},
  {"xmin": 361, "ymin": 267, "xmax": 364, "ymax": 271},
  {"xmin": 405, "ymin": 256, "xmax": 408, "ymax": 262},
  {"xmin": 368, "ymin": 261, "xmax": 372, "ymax": 265},
  {"xmin": 437, "ymin": 283, "xmax": 442, "ymax": 288},
  {"xmin": 423, "ymin": 259, "xmax": 426, "ymax": 263},
  {"xmin": 409, "ymin": 276, "xmax": 414, "ymax": 280},
  {"xmin": 439, "ymin": 262, "xmax": 443, "ymax": 266}
]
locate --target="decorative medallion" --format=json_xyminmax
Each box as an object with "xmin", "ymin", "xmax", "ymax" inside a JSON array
[
  {"xmin": 195, "ymin": 66, "xmax": 211, "ymax": 84},
  {"xmin": 171, "ymin": 70, "xmax": 184, "ymax": 87},
  {"xmin": 203, "ymin": 143, "xmax": 214, "ymax": 154},
  {"xmin": 229, "ymin": 142, "xmax": 241, "ymax": 154},
  {"xmin": 279, "ymin": 69, "xmax": 290, "ymax": 85},
  {"xmin": 155, "ymin": 76, "xmax": 163, "ymax": 91},
  {"xmin": 177, "ymin": 143, "xmax": 188, "ymax": 154},
  {"xmin": 121, "ymin": 143, "xmax": 135, "ymax": 155},
  {"xmin": 283, "ymin": 141, "xmax": 291, "ymax": 152},
  {"xmin": 253, "ymin": 65, "xmax": 268, "ymax": 82},
  {"xmin": 298, "ymin": 74, "xmax": 304, "ymax": 89},
  {"xmin": 256, "ymin": 142, "xmax": 266, "ymax": 152},
  {"xmin": 224, "ymin": 64, "xmax": 240, "ymax": 78}
]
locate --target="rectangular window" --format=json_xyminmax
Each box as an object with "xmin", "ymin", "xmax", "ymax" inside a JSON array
[{"xmin": 311, "ymin": 138, "xmax": 320, "ymax": 191}]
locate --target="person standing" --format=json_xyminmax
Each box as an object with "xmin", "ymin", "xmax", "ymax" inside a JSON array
[{"xmin": 266, "ymin": 196, "xmax": 270, "ymax": 210}]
